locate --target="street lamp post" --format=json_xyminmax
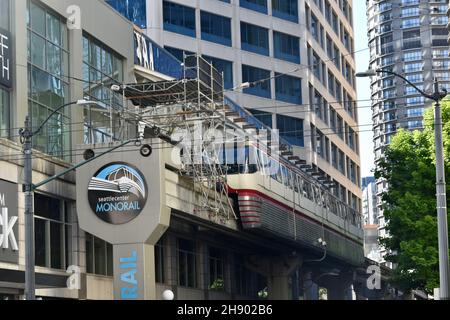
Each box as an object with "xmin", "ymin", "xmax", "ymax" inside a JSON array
[
  {"xmin": 19, "ymin": 99, "xmax": 107, "ymax": 300},
  {"xmin": 356, "ymin": 68, "xmax": 450, "ymax": 300}
]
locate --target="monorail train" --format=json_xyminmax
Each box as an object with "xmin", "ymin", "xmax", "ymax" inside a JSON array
[{"xmin": 224, "ymin": 142, "xmax": 365, "ymax": 266}]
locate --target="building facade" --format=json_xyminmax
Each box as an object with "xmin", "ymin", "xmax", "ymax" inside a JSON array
[
  {"xmin": 1, "ymin": 0, "xmax": 369, "ymax": 300},
  {"xmin": 106, "ymin": 0, "xmax": 363, "ymax": 217},
  {"xmin": 0, "ymin": 0, "xmax": 139, "ymax": 300},
  {"xmin": 366, "ymin": 0, "xmax": 450, "ymax": 261}
]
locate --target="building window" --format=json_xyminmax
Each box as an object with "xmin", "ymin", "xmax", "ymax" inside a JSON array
[
  {"xmin": 82, "ymin": 35, "xmax": 123, "ymax": 144},
  {"xmin": 405, "ymin": 73, "xmax": 423, "ymax": 83},
  {"xmin": 406, "ymin": 96, "xmax": 424, "ymax": 105},
  {"xmin": 203, "ymin": 55, "xmax": 233, "ymax": 89},
  {"xmin": 201, "ymin": 11, "xmax": 232, "ymax": 47},
  {"xmin": 273, "ymin": 31, "xmax": 300, "ymax": 64},
  {"xmin": 163, "ymin": 1, "xmax": 196, "ymax": 37},
  {"xmin": 275, "ymin": 73, "xmax": 301, "ymax": 104},
  {"xmin": 209, "ymin": 247, "xmax": 226, "ymax": 290},
  {"xmin": 402, "ymin": 18, "xmax": 420, "ymax": 29},
  {"xmin": 155, "ymin": 238, "xmax": 165, "ymax": 283},
  {"xmin": 242, "ymin": 65, "xmax": 271, "ymax": 99},
  {"xmin": 85, "ymin": 233, "xmax": 113, "ymax": 276},
  {"xmin": 310, "ymin": 14, "xmax": 320, "ymax": 43},
  {"xmin": 234, "ymin": 255, "xmax": 254, "ymax": 297},
  {"xmin": 331, "ymin": 143, "xmax": 338, "ymax": 168},
  {"xmin": 404, "ymin": 62, "xmax": 422, "ymax": 73},
  {"xmin": 337, "ymin": 115, "xmax": 344, "ymax": 140},
  {"xmin": 34, "ymin": 193, "xmax": 72, "ymax": 270},
  {"xmin": 106, "ymin": 0, "xmax": 147, "ymax": 29},
  {"xmin": 328, "ymin": 71, "xmax": 335, "ymax": 97},
  {"xmin": 164, "ymin": 46, "xmax": 195, "ymax": 62},
  {"xmin": 432, "ymin": 49, "xmax": 449, "ymax": 59},
  {"xmin": 316, "ymin": 129, "xmax": 325, "ymax": 158},
  {"xmin": 272, "ymin": 0, "xmax": 298, "ymax": 23},
  {"xmin": 338, "ymin": 150, "xmax": 345, "ymax": 175},
  {"xmin": 240, "ymin": 22, "xmax": 269, "ymax": 56},
  {"xmin": 408, "ymin": 120, "xmax": 423, "ymax": 129},
  {"xmin": 405, "ymin": 84, "xmax": 423, "ymax": 95},
  {"xmin": 403, "ymin": 50, "xmax": 421, "ymax": 62},
  {"xmin": 0, "ymin": 88, "xmax": 9, "ymax": 138},
  {"xmin": 277, "ymin": 114, "xmax": 304, "ymax": 147},
  {"xmin": 407, "ymin": 107, "xmax": 424, "ymax": 118},
  {"xmin": 177, "ymin": 238, "xmax": 197, "ymax": 288},
  {"xmin": 0, "ymin": 0, "xmax": 9, "ymax": 30},
  {"xmin": 249, "ymin": 109, "xmax": 273, "ymax": 128},
  {"xmin": 240, "ymin": 0, "xmax": 268, "ymax": 14},
  {"xmin": 27, "ymin": 0, "xmax": 70, "ymax": 160},
  {"xmin": 347, "ymin": 127, "xmax": 355, "ymax": 150}
]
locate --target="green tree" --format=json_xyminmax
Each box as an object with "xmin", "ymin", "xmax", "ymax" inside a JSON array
[{"xmin": 375, "ymin": 99, "xmax": 450, "ymax": 294}]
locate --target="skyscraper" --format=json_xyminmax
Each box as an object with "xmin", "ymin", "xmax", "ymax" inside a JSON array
[
  {"xmin": 366, "ymin": 0, "xmax": 450, "ymax": 262},
  {"xmin": 107, "ymin": 0, "xmax": 363, "ymax": 221}
]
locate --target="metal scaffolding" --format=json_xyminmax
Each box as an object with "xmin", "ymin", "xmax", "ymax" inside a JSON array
[{"xmin": 118, "ymin": 54, "xmax": 237, "ymax": 221}]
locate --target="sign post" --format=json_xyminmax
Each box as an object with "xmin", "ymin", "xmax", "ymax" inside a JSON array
[{"xmin": 76, "ymin": 140, "xmax": 170, "ymax": 300}]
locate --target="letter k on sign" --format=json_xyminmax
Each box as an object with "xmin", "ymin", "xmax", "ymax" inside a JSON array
[{"xmin": 0, "ymin": 207, "xmax": 18, "ymax": 251}]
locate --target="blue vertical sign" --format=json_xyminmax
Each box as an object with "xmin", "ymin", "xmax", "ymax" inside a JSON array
[{"xmin": 120, "ymin": 250, "xmax": 139, "ymax": 299}]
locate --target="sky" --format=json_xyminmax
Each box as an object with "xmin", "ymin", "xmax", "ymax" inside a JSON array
[{"xmin": 353, "ymin": 0, "xmax": 374, "ymax": 178}]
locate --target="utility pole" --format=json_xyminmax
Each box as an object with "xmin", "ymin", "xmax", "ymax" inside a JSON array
[
  {"xmin": 22, "ymin": 116, "xmax": 35, "ymax": 300},
  {"xmin": 19, "ymin": 100, "xmax": 110, "ymax": 300},
  {"xmin": 433, "ymin": 79, "xmax": 450, "ymax": 300}
]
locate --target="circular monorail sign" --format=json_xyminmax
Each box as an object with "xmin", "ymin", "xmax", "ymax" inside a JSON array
[{"xmin": 87, "ymin": 162, "xmax": 148, "ymax": 225}]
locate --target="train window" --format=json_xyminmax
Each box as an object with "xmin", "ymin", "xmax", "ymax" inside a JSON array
[
  {"xmin": 270, "ymin": 160, "xmax": 278, "ymax": 181},
  {"xmin": 293, "ymin": 175, "xmax": 299, "ymax": 192},
  {"xmin": 226, "ymin": 164, "xmax": 239, "ymax": 175},
  {"xmin": 276, "ymin": 166, "xmax": 283, "ymax": 184},
  {"xmin": 281, "ymin": 166, "xmax": 289, "ymax": 187}
]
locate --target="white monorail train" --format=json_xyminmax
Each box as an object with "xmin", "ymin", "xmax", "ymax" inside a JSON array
[{"xmin": 224, "ymin": 142, "xmax": 364, "ymax": 265}]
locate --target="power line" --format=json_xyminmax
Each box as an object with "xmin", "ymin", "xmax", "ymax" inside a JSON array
[{"xmin": 2, "ymin": 116, "xmax": 443, "ymax": 163}]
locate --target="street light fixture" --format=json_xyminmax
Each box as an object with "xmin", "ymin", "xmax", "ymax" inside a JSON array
[
  {"xmin": 19, "ymin": 99, "xmax": 108, "ymax": 300},
  {"xmin": 356, "ymin": 68, "xmax": 450, "ymax": 300}
]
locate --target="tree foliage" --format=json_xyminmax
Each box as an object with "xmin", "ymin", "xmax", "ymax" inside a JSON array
[{"xmin": 375, "ymin": 99, "xmax": 450, "ymax": 294}]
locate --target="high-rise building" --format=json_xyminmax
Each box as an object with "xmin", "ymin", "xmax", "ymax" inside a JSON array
[
  {"xmin": 366, "ymin": 0, "xmax": 450, "ymax": 261},
  {"xmin": 106, "ymin": 0, "xmax": 363, "ymax": 225}
]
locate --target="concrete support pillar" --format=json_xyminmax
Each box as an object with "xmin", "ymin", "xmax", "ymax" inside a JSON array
[
  {"xmin": 246, "ymin": 255, "xmax": 301, "ymax": 300},
  {"xmin": 302, "ymin": 271, "xmax": 319, "ymax": 300},
  {"xmin": 326, "ymin": 276, "xmax": 353, "ymax": 300},
  {"xmin": 267, "ymin": 256, "xmax": 301, "ymax": 300},
  {"xmin": 353, "ymin": 282, "xmax": 367, "ymax": 300}
]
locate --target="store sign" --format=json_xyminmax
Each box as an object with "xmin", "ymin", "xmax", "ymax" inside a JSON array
[
  {"xmin": 134, "ymin": 30, "xmax": 154, "ymax": 71},
  {"xmin": 88, "ymin": 162, "xmax": 148, "ymax": 225},
  {"xmin": 0, "ymin": 179, "xmax": 18, "ymax": 263},
  {"xmin": 0, "ymin": 28, "xmax": 11, "ymax": 88}
]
